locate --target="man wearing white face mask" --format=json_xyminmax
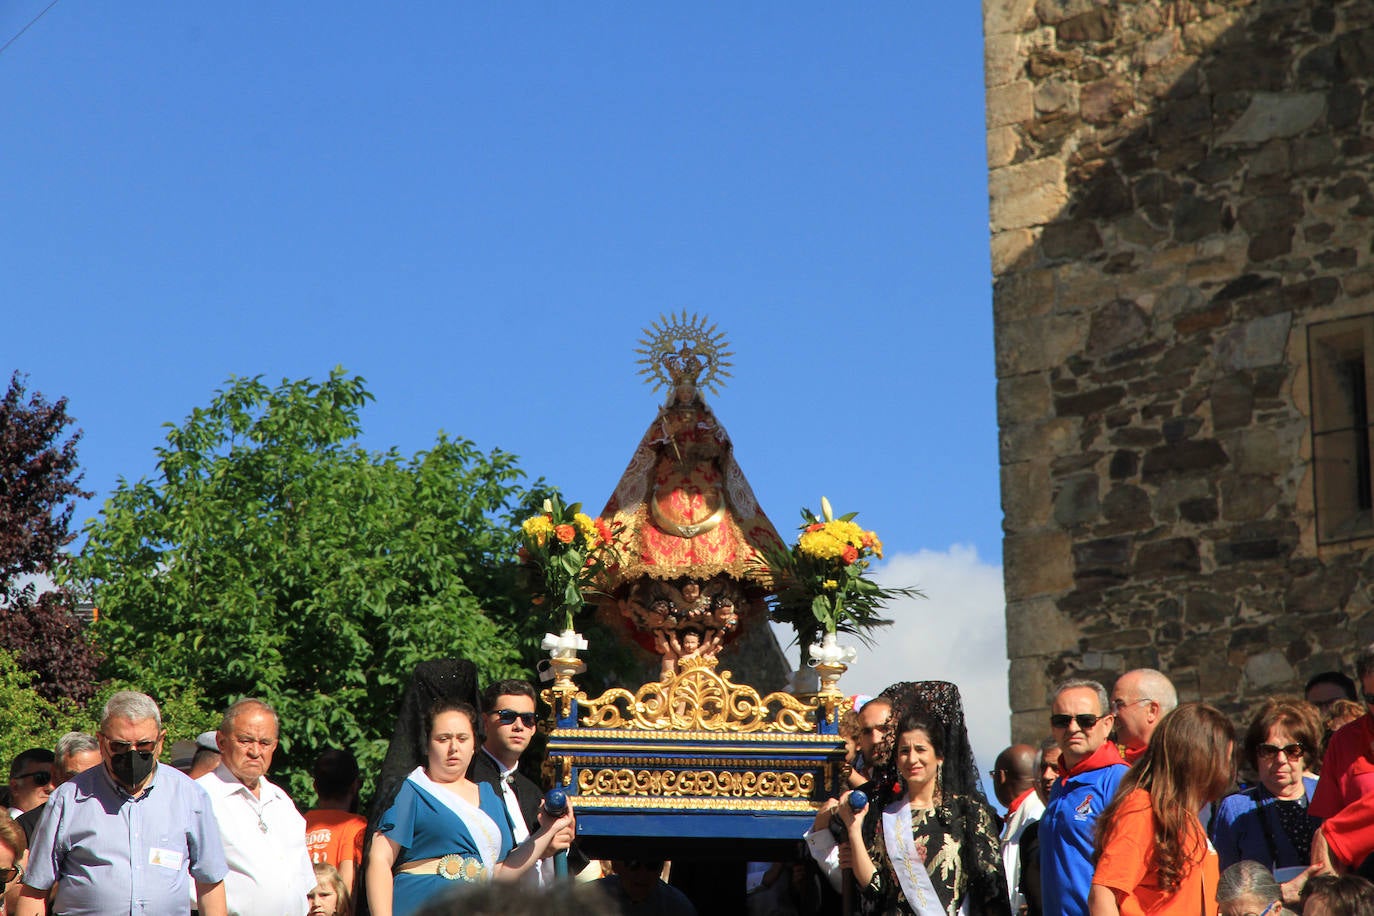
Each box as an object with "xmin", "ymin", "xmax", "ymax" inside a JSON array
[{"xmin": 17, "ymin": 691, "xmax": 228, "ymax": 916}]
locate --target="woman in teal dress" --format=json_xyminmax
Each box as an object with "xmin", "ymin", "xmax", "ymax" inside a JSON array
[{"xmin": 365, "ymin": 701, "xmax": 572, "ymax": 916}]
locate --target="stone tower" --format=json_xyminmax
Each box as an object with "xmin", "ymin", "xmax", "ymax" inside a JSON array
[{"xmin": 983, "ymin": 0, "xmax": 1374, "ymax": 741}]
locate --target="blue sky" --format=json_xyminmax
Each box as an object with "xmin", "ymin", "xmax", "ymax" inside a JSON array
[{"xmin": 4, "ymin": 3, "xmax": 1011, "ymax": 766}]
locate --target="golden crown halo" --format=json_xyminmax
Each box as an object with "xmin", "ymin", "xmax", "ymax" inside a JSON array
[{"xmin": 635, "ymin": 311, "xmax": 734, "ymax": 397}]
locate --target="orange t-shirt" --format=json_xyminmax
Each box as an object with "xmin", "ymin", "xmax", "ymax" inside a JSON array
[
  {"xmin": 304, "ymin": 809, "xmax": 366, "ymax": 869},
  {"xmin": 1093, "ymin": 789, "xmax": 1218, "ymax": 916}
]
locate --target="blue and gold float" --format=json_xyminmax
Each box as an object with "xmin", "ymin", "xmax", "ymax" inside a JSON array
[
  {"xmin": 524, "ymin": 314, "xmax": 871, "ymax": 860},
  {"xmin": 542, "ymin": 652, "xmax": 850, "ymax": 859}
]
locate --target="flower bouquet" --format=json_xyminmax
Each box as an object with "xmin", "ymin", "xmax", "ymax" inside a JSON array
[
  {"xmin": 766, "ymin": 497, "xmax": 922, "ymax": 679},
  {"xmin": 517, "ymin": 495, "xmax": 619, "ymax": 633}
]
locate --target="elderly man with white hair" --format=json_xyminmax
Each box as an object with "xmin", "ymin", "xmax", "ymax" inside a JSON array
[
  {"xmin": 1110, "ymin": 668, "xmax": 1178, "ymax": 764},
  {"xmin": 198, "ymin": 697, "xmax": 314, "ymax": 916},
  {"xmin": 17, "ymin": 690, "xmax": 228, "ymax": 916}
]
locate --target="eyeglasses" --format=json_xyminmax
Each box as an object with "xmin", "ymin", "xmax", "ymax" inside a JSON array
[
  {"xmin": 1112, "ymin": 697, "xmax": 1150, "ymax": 711},
  {"xmin": 1363, "ymin": 693, "xmax": 1374, "ymax": 707},
  {"xmin": 103, "ymin": 739, "xmax": 158, "ymax": 755},
  {"xmin": 1256, "ymin": 743, "xmax": 1305, "ymax": 762},
  {"xmin": 492, "ymin": 709, "xmax": 537, "ymax": 728},
  {"xmin": 1050, "ymin": 713, "xmax": 1107, "ymax": 731},
  {"xmin": 11, "ymin": 770, "xmax": 51, "ymax": 786}
]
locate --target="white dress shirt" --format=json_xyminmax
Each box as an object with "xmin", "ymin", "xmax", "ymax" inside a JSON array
[
  {"xmin": 480, "ymin": 748, "xmax": 552, "ymax": 886},
  {"xmin": 1000, "ymin": 789, "xmax": 1046, "ymax": 910},
  {"xmin": 198, "ymin": 763, "xmax": 315, "ymax": 916}
]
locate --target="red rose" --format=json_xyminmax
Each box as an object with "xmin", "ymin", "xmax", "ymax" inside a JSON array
[
  {"xmin": 841, "ymin": 545, "xmax": 859, "ymax": 564},
  {"xmin": 805, "ymin": 523, "xmax": 825, "ymax": 533},
  {"xmin": 555, "ymin": 524, "xmax": 576, "ymax": 544}
]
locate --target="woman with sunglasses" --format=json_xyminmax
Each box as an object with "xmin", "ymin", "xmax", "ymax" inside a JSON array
[
  {"xmin": 365, "ymin": 700, "xmax": 573, "ymax": 916},
  {"xmin": 1210, "ymin": 698, "xmax": 1323, "ymax": 902},
  {"xmin": 1089, "ymin": 703, "xmax": 1236, "ymax": 916},
  {"xmin": 0, "ymin": 810, "xmax": 25, "ymax": 916}
]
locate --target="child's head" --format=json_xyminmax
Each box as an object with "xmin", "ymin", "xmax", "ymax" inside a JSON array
[{"xmin": 308, "ymin": 862, "xmax": 349, "ymax": 916}]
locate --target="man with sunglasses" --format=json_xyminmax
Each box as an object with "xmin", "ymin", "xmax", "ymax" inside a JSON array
[
  {"xmin": 15, "ymin": 732, "xmax": 100, "ymax": 844},
  {"xmin": 469, "ymin": 679, "xmax": 558, "ymax": 884},
  {"xmin": 1039, "ymin": 679, "xmax": 1127, "ymax": 916},
  {"xmin": 16, "ymin": 690, "xmax": 228, "ymax": 916},
  {"xmin": 6, "ymin": 749, "xmax": 54, "ymax": 819}
]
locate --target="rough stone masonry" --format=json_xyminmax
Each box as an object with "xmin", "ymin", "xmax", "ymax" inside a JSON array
[{"xmin": 983, "ymin": 0, "xmax": 1374, "ymax": 741}]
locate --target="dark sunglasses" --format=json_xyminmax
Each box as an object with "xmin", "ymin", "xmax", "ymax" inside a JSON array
[
  {"xmin": 1256, "ymin": 743, "xmax": 1305, "ymax": 761},
  {"xmin": 1363, "ymin": 693, "xmax": 1374, "ymax": 706},
  {"xmin": 623, "ymin": 860, "xmax": 664, "ymax": 872},
  {"xmin": 492, "ymin": 709, "xmax": 537, "ymax": 728},
  {"xmin": 1050, "ymin": 713, "xmax": 1105, "ymax": 731},
  {"xmin": 12, "ymin": 770, "xmax": 51, "ymax": 787},
  {"xmin": 0, "ymin": 863, "xmax": 21, "ymax": 887}
]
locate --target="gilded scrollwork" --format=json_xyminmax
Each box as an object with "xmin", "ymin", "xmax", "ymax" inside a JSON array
[
  {"xmin": 575, "ymin": 656, "xmax": 817, "ymax": 733},
  {"xmin": 577, "ymin": 767, "xmax": 814, "ymax": 800}
]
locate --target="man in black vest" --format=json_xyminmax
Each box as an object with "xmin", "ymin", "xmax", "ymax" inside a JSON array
[{"xmin": 468, "ymin": 679, "xmax": 551, "ymax": 883}]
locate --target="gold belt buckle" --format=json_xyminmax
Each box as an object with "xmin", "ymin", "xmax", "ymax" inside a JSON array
[{"xmin": 436, "ymin": 854, "xmax": 485, "ymax": 882}]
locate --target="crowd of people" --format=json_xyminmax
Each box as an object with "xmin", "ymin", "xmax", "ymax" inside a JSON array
[
  {"xmin": 5, "ymin": 651, "xmax": 1374, "ymax": 916},
  {"xmin": 798, "ymin": 652, "xmax": 1374, "ymax": 916}
]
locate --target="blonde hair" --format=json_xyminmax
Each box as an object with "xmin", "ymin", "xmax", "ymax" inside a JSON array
[{"xmin": 312, "ymin": 862, "xmax": 351, "ymax": 916}]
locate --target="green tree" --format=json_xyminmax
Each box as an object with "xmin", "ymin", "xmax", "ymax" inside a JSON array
[
  {"xmin": 0, "ymin": 648, "xmax": 77, "ymax": 769},
  {"xmin": 71, "ymin": 370, "xmax": 539, "ymax": 799}
]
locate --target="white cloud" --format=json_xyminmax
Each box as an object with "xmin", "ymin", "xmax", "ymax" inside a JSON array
[{"xmin": 773, "ymin": 544, "xmax": 1010, "ymax": 776}]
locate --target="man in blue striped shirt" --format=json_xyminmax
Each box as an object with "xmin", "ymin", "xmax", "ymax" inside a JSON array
[{"xmin": 17, "ymin": 691, "xmax": 229, "ymax": 916}]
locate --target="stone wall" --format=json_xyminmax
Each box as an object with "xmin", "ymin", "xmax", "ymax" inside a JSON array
[{"xmin": 984, "ymin": 0, "xmax": 1374, "ymax": 741}]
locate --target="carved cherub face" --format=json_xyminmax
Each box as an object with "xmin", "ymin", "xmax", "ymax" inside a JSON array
[
  {"xmin": 681, "ymin": 631, "xmax": 701, "ymax": 652},
  {"xmin": 681, "ymin": 583, "xmax": 700, "ymax": 602}
]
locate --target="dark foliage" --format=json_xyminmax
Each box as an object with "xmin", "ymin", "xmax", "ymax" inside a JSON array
[
  {"xmin": 0, "ymin": 372, "xmax": 102, "ymax": 703},
  {"xmin": 0, "ymin": 372, "xmax": 92, "ymax": 587}
]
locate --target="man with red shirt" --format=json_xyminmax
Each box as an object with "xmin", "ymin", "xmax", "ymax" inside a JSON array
[
  {"xmin": 1110, "ymin": 669, "xmax": 1177, "ymax": 764},
  {"xmin": 1311, "ymin": 645, "xmax": 1374, "ymax": 875},
  {"xmin": 1039, "ymin": 679, "xmax": 1128, "ymax": 916}
]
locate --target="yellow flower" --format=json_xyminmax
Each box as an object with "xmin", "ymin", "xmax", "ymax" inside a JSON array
[
  {"xmin": 827, "ymin": 519, "xmax": 865, "ymax": 547},
  {"xmin": 799, "ymin": 528, "xmax": 845, "ymax": 560},
  {"xmin": 823, "ymin": 579, "xmax": 839, "ymax": 590},
  {"xmin": 574, "ymin": 512, "xmax": 598, "ymax": 546},
  {"xmin": 522, "ymin": 514, "xmax": 554, "ymax": 547}
]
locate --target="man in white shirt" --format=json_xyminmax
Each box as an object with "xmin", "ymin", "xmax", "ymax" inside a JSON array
[
  {"xmin": 198, "ymin": 698, "xmax": 315, "ymax": 916},
  {"xmin": 991, "ymin": 743, "xmax": 1044, "ymax": 912},
  {"xmin": 468, "ymin": 679, "xmax": 564, "ymax": 883}
]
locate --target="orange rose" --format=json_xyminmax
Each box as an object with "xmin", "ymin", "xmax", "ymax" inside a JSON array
[
  {"xmin": 805, "ymin": 523, "xmax": 825, "ymax": 533},
  {"xmin": 555, "ymin": 524, "xmax": 576, "ymax": 544},
  {"xmin": 595, "ymin": 518, "xmax": 613, "ymax": 544},
  {"xmin": 841, "ymin": 545, "xmax": 859, "ymax": 564}
]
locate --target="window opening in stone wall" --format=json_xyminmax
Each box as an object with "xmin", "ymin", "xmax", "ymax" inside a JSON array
[{"xmin": 1309, "ymin": 315, "xmax": 1374, "ymax": 543}]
